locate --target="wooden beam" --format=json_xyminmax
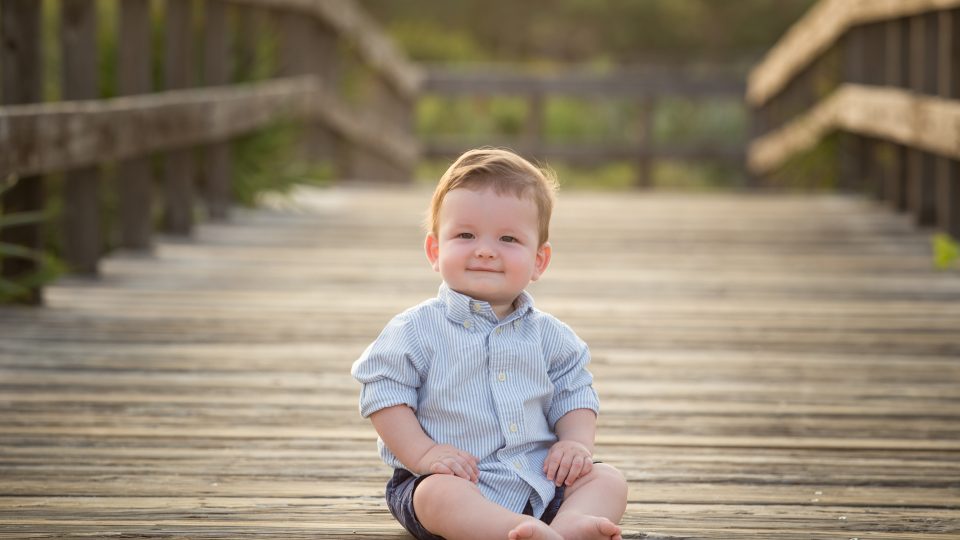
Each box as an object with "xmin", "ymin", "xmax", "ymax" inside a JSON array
[
  {"xmin": 748, "ymin": 84, "xmax": 960, "ymax": 175},
  {"xmin": 0, "ymin": 0, "xmax": 44, "ymax": 305},
  {"xmin": 747, "ymin": 0, "xmax": 960, "ymax": 106},
  {"xmin": 117, "ymin": 0, "xmax": 155, "ymax": 250},
  {"xmin": 0, "ymin": 76, "xmax": 418, "ymax": 180},
  {"xmin": 202, "ymin": 0, "xmax": 232, "ymax": 222},
  {"xmin": 60, "ymin": 0, "xmax": 101, "ymax": 275},
  {"xmin": 423, "ymin": 68, "xmax": 745, "ymax": 98}
]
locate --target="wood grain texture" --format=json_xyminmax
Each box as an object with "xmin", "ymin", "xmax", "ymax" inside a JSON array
[{"xmin": 0, "ymin": 187, "xmax": 958, "ymax": 538}]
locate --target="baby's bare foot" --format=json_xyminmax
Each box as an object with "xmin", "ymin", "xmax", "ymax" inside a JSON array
[
  {"xmin": 508, "ymin": 518, "xmax": 564, "ymax": 540},
  {"xmin": 550, "ymin": 512, "xmax": 622, "ymax": 540}
]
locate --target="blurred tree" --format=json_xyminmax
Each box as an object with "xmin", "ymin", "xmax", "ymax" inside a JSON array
[{"xmin": 359, "ymin": 0, "xmax": 816, "ymax": 66}]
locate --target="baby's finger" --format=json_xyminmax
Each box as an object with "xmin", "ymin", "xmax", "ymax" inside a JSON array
[
  {"xmin": 456, "ymin": 455, "xmax": 479, "ymax": 483},
  {"xmin": 459, "ymin": 451, "xmax": 480, "ymax": 480},
  {"xmin": 565, "ymin": 455, "xmax": 585, "ymax": 486},
  {"xmin": 553, "ymin": 453, "xmax": 573, "ymax": 486},
  {"xmin": 543, "ymin": 451, "xmax": 560, "ymax": 481},
  {"xmin": 580, "ymin": 459, "xmax": 594, "ymax": 478},
  {"xmin": 444, "ymin": 458, "xmax": 473, "ymax": 481}
]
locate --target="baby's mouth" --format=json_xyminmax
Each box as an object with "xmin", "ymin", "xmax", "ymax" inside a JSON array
[{"xmin": 467, "ymin": 267, "xmax": 500, "ymax": 273}]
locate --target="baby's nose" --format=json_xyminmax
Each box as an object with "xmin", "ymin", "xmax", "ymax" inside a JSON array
[{"xmin": 475, "ymin": 244, "xmax": 496, "ymax": 258}]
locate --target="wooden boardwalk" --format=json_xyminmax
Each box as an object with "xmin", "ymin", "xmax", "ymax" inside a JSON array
[{"xmin": 1, "ymin": 186, "xmax": 959, "ymax": 538}]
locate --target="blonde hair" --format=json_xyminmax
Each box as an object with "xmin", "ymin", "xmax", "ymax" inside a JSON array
[{"xmin": 426, "ymin": 148, "xmax": 558, "ymax": 246}]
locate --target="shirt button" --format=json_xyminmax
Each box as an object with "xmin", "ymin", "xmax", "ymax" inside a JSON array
[
  {"xmin": 495, "ymin": 327, "xmax": 503, "ymax": 335},
  {"xmin": 509, "ymin": 423, "xmax": 518, "ymax": 433},
  {"xmin": 514, "ymin": 460, "xmax": 522, "ymax": 469},
  {"xmin": 513, "ymin": 320, "xmax": 521, "ymax": 329},
  {"xmin": 497, "ymin": 372, "xmax": 506, "ymax": 382},
  {"xmin": 472, "ymin": 303, "xmax": 482, "ymax": 313},
  {"xmin": 463, "ymin": 320, "xmax": 472, "ymax": 329}
]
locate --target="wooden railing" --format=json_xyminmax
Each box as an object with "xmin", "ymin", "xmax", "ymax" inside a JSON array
[
  {"xmin": 422, "ymin": 66, "xmax": 746, "ymax": 187},
  {"xmin": 747, "ymin": 0, "xmax": 960, "ymax": 237},
  {"xmin": 0, "ymin": 0, "xmax": 421, "ymax": 304}
]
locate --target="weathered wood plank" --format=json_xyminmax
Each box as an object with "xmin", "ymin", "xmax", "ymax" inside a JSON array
[{"xmin": 0, "ymin": 189, "xmax": 957, "ymax": 538}]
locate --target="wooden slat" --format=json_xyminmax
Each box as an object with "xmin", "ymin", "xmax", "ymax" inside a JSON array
[{"xmin": 0, "ymin": 188, "xmax": 957, "ymax": 538}]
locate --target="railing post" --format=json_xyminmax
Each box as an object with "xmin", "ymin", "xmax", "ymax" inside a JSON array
[
  {"xmin": 861, "ymin": 23, "xmax": 886, "ymax": 201},
  {"xmin": 163, "ymin": 0, "xmax": 197, "ymax": 235},
  {"xmin": 524, "ymin": 91, "xmax": 545, "ymax": 163},
  {"xmin": 203, "ymin": 0, "xmax": 232, "ymax": 221},
  {"xmin": 883, "ymin": 18, "xmax": 910, "ymax": 212},
  {"xmin": 61, "ymin": 0, "xmax": 101, "ymax": 275},
  {"xmin": 0, "ymin": 0, "xmax": 44, "ymax": 304},
  {"xmin": 635, "ymin": 96, "xmax": 654, "ymax": 188},
  {"xmin": 936, "ymin": 8, "xmax": 960, "ymax": 238},
  {"xmin": 839, "ymin": 26, "xmax": 866, "ymax": 193},
  {"xmin": 907, "ymin": 14, "xmax": 938, "ymax": 226},
  {"xmin": 117, "ymin": 0, "xmax": 155, "ymax": 250}
]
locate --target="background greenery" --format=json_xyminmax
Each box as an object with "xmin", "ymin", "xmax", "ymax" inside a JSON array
[{"xmin": 360, "ymin": 0, "xmax": 818, "ymax": 190}]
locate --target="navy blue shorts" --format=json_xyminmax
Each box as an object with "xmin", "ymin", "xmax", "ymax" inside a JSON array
[{"xmin": 384, "ymin": 468, "xmax": 565, "ymax": 540}]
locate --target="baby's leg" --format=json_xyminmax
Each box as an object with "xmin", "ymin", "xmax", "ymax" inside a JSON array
[
  {"xmin": 414, "ymin": 474, "xmax": 561, "ymax": 540},
  {"xmin": 548, "ymin": 463, "xmax": 628, "ymax": 540}
]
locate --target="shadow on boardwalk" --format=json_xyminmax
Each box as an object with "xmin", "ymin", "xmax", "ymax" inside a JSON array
[{"xmin": 1, "ymin": 186, "xmax": 959, "ymax": 538}]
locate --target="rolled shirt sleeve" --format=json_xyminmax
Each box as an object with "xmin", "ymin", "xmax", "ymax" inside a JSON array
[
  {"xmin": 546, "ymin": 326, "xmax": 600, "ymax": 429},
  {"xmin": 351, "ymin": 314, "xmax": 424, "ymax": 418}
]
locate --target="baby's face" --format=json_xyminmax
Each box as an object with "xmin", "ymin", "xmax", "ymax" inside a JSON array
[{"xmin": 426, "ymin": 187, "xmax": 550, "ymax": 315}]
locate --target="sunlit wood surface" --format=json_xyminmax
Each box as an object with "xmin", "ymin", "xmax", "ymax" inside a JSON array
[{"xmin": 1, "ymin": 186, "xmax": 959, "ymax": 538}]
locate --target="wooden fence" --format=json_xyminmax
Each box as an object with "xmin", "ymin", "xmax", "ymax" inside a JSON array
[
  {"xmin": 0, "ymin": 0, "xmax": 421, "ymax": 304},
  {"xmin": 747, "ymin": 0, "xmax": 960, "ymax": 237},
  {"xmin": 421, "ymin": 66, "xmax": 746, "ymax": 187}
]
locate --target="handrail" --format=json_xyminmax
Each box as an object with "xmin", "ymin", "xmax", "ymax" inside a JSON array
[
  {"xmin": 748, "ymin": 84, "xmax": 960, "ymax": 173},
  {"xmin": 0, "ymin": 0, "xmax": 420, "ymax": 304},
  {"xmin": 745, "ymin": 0, "xmax": 959, "ymax": 238},
  {"xmin": 747, "ymin": 0, "xmax": 960, "ymax": 106},
  {"xmin": 0, "ymin": 76, "xmax": 417, "ymax": 179}
]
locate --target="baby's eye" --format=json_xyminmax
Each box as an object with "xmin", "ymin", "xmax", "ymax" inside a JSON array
[
  {"xmin": 457, "ymin": 232, "xmax": 474, "ymax": 239},
  {"xmin": 500, "ymin": 236, "xmax": 517, "ymax": 243}
]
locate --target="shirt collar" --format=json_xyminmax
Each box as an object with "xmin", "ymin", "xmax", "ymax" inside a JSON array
[{"xmin": 437, "ymin": 282, "xmax": 534, "ymax": 324}]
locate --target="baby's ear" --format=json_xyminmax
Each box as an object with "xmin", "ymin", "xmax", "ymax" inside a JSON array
[
  {"xmin": 531, "ymin": 242, "xmax": 552, "ymax": 281},
  {"xmin": 424, "ymin": 234, "xmax": 441, "ymax": 272}
]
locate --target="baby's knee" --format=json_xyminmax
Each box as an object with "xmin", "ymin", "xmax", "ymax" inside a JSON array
[
  {"xmin": 413, "ymin": 474, "xmax": 481, "ymax": 514},
  {"xmin": 589, "ymin": 463, "xmax": 628, "ymax": 494}
]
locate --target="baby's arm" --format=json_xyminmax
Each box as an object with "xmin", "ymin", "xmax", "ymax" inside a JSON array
[
  {"xmin": 370, "ymin": 404, "xmax": 479, "ymax": 483},
  {"xmin": 543, "ymin": 408, "xmax": 596, "ymax": 486}
]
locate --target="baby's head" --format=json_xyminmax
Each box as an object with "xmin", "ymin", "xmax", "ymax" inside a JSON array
[{"xmin": 426, "ymin": 148, "xmax": 558, "ymax": 247}]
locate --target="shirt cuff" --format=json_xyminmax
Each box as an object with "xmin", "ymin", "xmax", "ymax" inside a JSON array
[
  {"xmin": 547, "ymin": 388, "xmax": 600, "ymax": 428},
  {"xmin": 358, "ymin": 379, "xmax": 419, "ymax": 418}
]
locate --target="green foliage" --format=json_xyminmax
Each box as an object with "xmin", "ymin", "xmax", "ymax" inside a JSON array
[
  {"xmin": 767, "ymin": 133, "xmax": 840, "ymax": 191},
  {"xmin": 0, "ymin": 180, "xmax": 65, "ymax": 304},
  {"xmin": 362, "ymin": 0, "xmax": 817, "ymax": 65},
  {"xmin": 932, "ymin": 233, "xmax": 960, "ymax": 270},
  {"xmin": 388, "ymin": 19, "xmax": 488, "ymax": 63},
  {"xmin": 231, "ymin": 122, "xmax": 334, "ymax": 207}
]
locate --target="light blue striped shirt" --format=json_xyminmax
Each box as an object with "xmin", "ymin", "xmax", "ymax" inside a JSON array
[{"xmin": 351, "ymin": 283, "xmax": 600, "ymax": 518}]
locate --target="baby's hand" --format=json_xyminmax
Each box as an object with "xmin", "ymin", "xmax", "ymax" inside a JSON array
[
  {"xmin": 416, "ymin": 444, "xmax": 479, "ymax": 483},
  {"xmin": 544, "ymin": 440, "xmax": 593, "ymax": 487}
]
